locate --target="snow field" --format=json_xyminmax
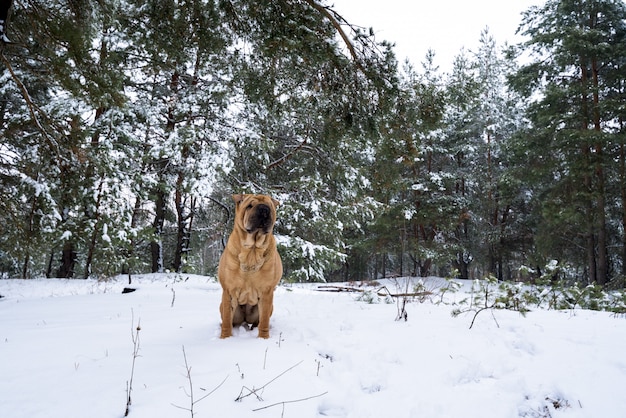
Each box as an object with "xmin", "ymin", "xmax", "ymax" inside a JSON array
[{"xmin": 1, "ymin": 274, "xmax": 625, "ymax": 417}]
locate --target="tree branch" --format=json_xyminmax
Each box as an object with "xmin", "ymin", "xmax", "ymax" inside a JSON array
[
  {"xmin": 0, "ymin": 50, "xmax": 62, "ymax": 158},
  {"xmin": 317, "ymin": 285, "xmax": 432, "ymax": 299},
  {"xmin": 303, "ymin": 0, "xmax": 365, "ymax": 72},
  {"xmin": 266, "ymin": 136, "xmax": 308, "ymax": 170}
]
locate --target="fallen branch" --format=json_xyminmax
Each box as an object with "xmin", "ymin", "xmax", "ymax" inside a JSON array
[
  {"xmin": 252, "ymin": 391, "xmax": 329, "ymax": 412},
  {"xmin": 317, "ymin": 285, "xmax": 365, "ymax": 293},
  {"xmin": 317, "ymin": 285, "xmax": 432, "ymax": 299}
]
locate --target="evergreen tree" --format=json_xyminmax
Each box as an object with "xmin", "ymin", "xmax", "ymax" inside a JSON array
[
  {"xmin": 444, "ymin": 49, "xmax": 481, "ymax": 279},
  {"xmin": 121, "ymin": 0, "xmax": 232, "ymax": 273},
  {"xmin": 510, "ymin": 0, "xmax": 626, "ymax": 285},
  {"xmin": 1, "ymin": 0, "xmax": 132, "ymax": 278},
  {"xmin": 468, "ymin": 28, "xmax": 527, "ymax": 280},
  {"xmin": 0, "ymin": 0, "xmax": 398, "ymax": 280},
  {"xmin": 220, "ymin": 0, "xmax": 396, "ymax": 281},
  {"xmin": 368, "ymin": 53, "xmax": 452, "ymax": 278}
]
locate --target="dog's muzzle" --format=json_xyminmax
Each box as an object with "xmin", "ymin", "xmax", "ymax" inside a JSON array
[{"xmin": 247, "ymin": 204, "xmax": 272, "ymax": 233}]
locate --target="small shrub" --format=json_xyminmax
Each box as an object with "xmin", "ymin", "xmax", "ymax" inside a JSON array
[{"xmin": 452, "ymin": 276, "xmax": 531, "ymax": 329}]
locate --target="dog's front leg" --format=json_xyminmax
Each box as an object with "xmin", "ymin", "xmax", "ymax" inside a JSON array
[
  {"xmin": 257, "ymin": 290, "xmax": 274, "ymax": 339},
  {"xmin": 219, "ymin": 290, "xmax": 234, "ymax": 338}
]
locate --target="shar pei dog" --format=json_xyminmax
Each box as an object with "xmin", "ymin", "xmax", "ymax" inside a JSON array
[{"xmin": 218, "ymin": 194, "xmax": 282, "ymax": 339}]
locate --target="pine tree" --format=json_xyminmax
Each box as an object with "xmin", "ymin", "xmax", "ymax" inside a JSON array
[
  {"xmin": 113, "ymin": 0, "xmax": 236, "ymax": 274},
  {"xmin": 367, "ymin": 52, "xmax": 454, "ymax": 278},
  {"xmin": 443, "ymin": 49, "xmax": 481, "ymax": 279},
  {"xmin": 511, "ymin": 0, "xmax": 626, "ymax": 285},
  {"xmin": 470, "ymin": 28, "xmax": 527, "ymax": 280},
  {"xmin": 219, "ymin": 0, "xmax": 397, "ymax": 281},
  {"xmin": 1, "ymin": 0, "xmax": 130, "ymax": 278},
  {"xmin": 0, "ymin": 0, "xmax": 398, "ymax": 281}
]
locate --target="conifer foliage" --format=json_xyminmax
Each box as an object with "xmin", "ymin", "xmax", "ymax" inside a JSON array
[
  {"xmin": 509, "ymin": 0, "xmax": 626, "ymax": 285},
  {"xmin": 0, "ymin": 0, "xmax": 393, "ymax": 279},
  {"xmin": 1, "ymin": 0, "xmax": 625, "ymax": 285}
]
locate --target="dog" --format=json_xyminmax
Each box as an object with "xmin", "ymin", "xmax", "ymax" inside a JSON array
[{"xmin": 218, "ymin": 194, "xmax": 282, "ymax": 338}]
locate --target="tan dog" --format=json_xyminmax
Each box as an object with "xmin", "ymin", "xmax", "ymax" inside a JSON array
[{"xmin": 218, "ymin": 194, "xmax": 282, "ymax": 338}]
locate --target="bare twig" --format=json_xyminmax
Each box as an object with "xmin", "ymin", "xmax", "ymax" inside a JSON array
[
  {"xmin": 252, "ymin": 391, "xmax": 329, "ymax": 412},
  {"xmin": 172, "ymin": 346, "xmax": 229, "ymax": 417},
  {"xmin": 235, "ymin": 361, "xmax": 303, "ymax": 402},
  {"xmin": 397, "ymin": 298, "xmax": 408, "ymax": 322},
  {"xmin": 396, "ymin": 279, "xmax": 411, "ymax": 321},
  {"xmin": 124, "ymin": 312, "xmax": 141, "ymax": 417},
  {"xmin": 468, "ymin": 305, "xmax": 500, "ymax": 330}
]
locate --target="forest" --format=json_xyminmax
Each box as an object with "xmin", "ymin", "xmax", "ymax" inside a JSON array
[{"xmin": 0, "ymin": 0, "xmax": 625, "ymax": 285}]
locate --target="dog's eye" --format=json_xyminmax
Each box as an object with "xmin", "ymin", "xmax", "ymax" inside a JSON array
[{"xmin": 246, "ymin": 204, "xmax": 253, "ymax": 210}]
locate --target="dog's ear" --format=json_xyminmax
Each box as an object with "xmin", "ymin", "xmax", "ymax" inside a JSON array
[
  {"xmin": 272, "ymin": 198, "xmax": 279, "ymax": 208},
  {"xmin": 232, "ymin": 194, "xmax": 246, "ymax": 206}
]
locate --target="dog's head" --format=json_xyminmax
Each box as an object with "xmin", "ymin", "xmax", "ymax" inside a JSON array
[{"xmin": 233, "ymin": 194, "xmax": 279, "ymax": 237}]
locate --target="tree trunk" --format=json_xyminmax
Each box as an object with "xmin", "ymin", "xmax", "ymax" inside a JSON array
[
  {"xmin": 150, "ymin": 183, "xmax": 167, "ymax": 273},
  {"xmin": 583, "ymin": 150, "xmax": 597, "ymax": 284},
  {"xmin": 150, "ymin": 70, "xmax": 180, "ymax": 273},
  {"xmin": 84, "ymin": 177, "xmax": 105, "ymax": 279},
  {"xmin": 57, "ymin": 241, "xmax": 77, "ymax": 278},
  {"xmin": 173, "ymin": 179, "xmax": 185, "ymax": 272},
  {"xmin": 122, "ymin": 194, "xmax": 143, "ymax": 275},
  {"xmin": 172, "ymin": 183, "xmax": 194, "ymax": 272},
  {"xmin": 591, "ymin": 52, "xmax": 608, "ymax": 286},
  {"xmin": 585, "ymin": 203, "xmax": 597, "ymax": 285},
  {"xmin": 455, "ymin": 174, "xmax": 470, "ymax": 280},
  {"xmin": 580, "ymin": 53, "xmax": 600, "ymax": 285},
  {"xmin": 373, "ymin": 254, "xmax": 378, "ymax": 280},
  {"xmin": 382, "ymin": 253, "xmax": 386, "ymax": 278},
  {"xmin": 22, "ymin": 253, "xmax": 30, "ymax": 280},
  {"xmin": 173, "ymin": 140, "xmax": 192, "ymax": 272},
  {"xmin": 22, "ymin": 195, "xmax": 39, "ymax": 279},
  {"xmin": 46, "ymin": 250, "xmax": 55, "ymax": 278},
  {"xmin": 620, "ymin": 141, "xmax": 626, "ymax": 277},
  {"xmin": 495, "ymin": 205, "xmax": 512, "ymax": 281},
  {"xmin": 457, "ymin": 257, "xmax": 469, "ymax": 280}
]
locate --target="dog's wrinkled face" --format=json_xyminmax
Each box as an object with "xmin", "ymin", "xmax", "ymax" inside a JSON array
[{"xmin": 234, "ymin": 194, "xmax": 279, "ymax": 236}]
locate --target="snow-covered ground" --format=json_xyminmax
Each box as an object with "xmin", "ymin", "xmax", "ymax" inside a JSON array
[{"xmin": 1, "ymin": 274, "xmax": 625, "ymax": 418}]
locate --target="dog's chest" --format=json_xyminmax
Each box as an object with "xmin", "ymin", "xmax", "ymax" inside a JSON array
[{"xmin": 233, "ymin": 280, "xmax": 262, "ymax": 305}]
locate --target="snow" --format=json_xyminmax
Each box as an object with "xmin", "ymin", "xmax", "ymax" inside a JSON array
[{"xmin": 1, "ymin": 274, "xmax": 625, "ymax": 418}]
